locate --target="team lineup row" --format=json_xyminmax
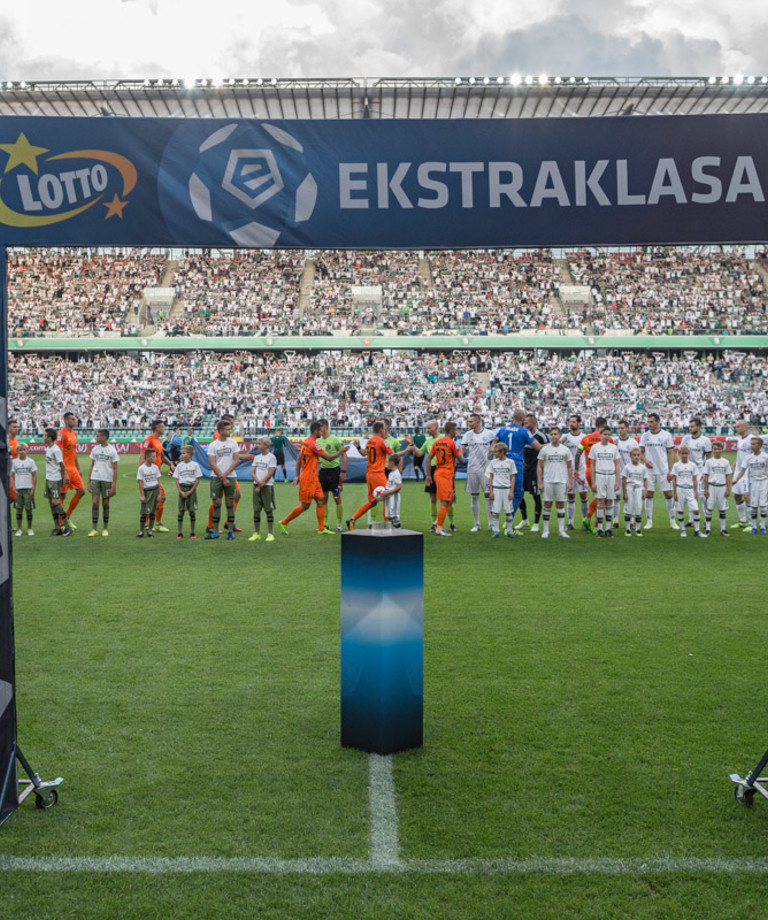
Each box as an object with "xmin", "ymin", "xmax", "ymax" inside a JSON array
[{"xmin": 9, "ymin": 410, "xmax": 768, "ymax": 540}]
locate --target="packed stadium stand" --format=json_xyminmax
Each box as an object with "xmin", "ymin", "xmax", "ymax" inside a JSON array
[
  {"xmin": 8, "ymin": 246, "xmax": 768, "ymax": 339},
  {"xmin": 9, "ymin": 348, "xmax": 768, "ymax": 438}
]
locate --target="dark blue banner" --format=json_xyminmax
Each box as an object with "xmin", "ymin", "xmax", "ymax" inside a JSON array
[{"xmin": 0, "ymin": 114, "xmax": 767, "ymax": 248}]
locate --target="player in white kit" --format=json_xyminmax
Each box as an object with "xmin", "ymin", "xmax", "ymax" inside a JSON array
[
  {"xmin": 590, "ymin": 427, "xmax": 621, "ymax": 537},
  {"xmin": 488, "ymin": 442, "xmax": 517, "ymax": 539},
  {"xmin": 639, "ymin": 413, "xmax": 677, "ymax": 529},
  {"xmin": 621, "ymin": 446, "xmax": 647, "ymax": 537},
  {"xmin": 461, "ymin": 413, "xmax": 495, "ymax": 532},
  {"xmin": 615, "ymin": 419, "xmax": 639, "ymax": 529},
  {"xmin": 680, "ymin": 417, "xmax": 712, "ymax": 525},
  {"xmin": 668, "ymin": 444, "xmax": 706, "ymax": 537},
  {"xmin": 562, "ymin": 414, "xmax": 589, "ymax": 530},
  {"xmin": 731, "ymin": 419, "xmax": 753, "ymax": 530},
  {"xmin": 702, "ymin": 441, "xmax": 732, "ymax": 536},
  {"xmin": 537, "ymin": 425, "xmax": 573, "ymax": 539},
  {"xmin": 733, "ymin": 436, "xmax": 768, "ymax": 534},
  {"xmin": 378, "ymin": 455, "xmax": 403, "ymax": 527}
]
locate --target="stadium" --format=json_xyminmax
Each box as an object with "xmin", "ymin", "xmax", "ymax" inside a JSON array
[{"xmin": 2, "ymin": 75, "xmax": 768, "ymax": 920}]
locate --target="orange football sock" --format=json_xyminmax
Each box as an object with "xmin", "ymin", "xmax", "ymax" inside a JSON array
[
  {"xmin": 66, "ymin": 493, "xmax": 81, "ymax": 517},
  {"xmin": 436, "ymin": 505, "xmax": 448, "ymax": 530},
  {"xmin": 207, "ymin": 502, "xmax": 214, "ymax": 529},
  {"xmin": 316, "ymin": 505, "xmax": 326, "ymax": 530},
  {"xmin": 352, "ymin": 501, "xmax": 375, "ymax": 521},
  {"xmin": 588, "ymin": 498, "xmax": 598, "ymax": 519},
  {"xmin": 282, "ymin": 505, "xmax": 305, "ymax": 526}
]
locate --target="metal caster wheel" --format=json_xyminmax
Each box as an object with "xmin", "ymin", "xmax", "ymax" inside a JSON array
[
  {"xmin": 34, "ymin": 788, "xmax": 58, "ymax": 810},
  {"xmin": 734, "ymin": 784, "xmax": 755, "ymax": 808}
]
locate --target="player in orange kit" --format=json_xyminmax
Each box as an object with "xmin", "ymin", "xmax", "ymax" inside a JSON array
[
  {"xmin": 8, "ymin": 418, "xmax": 19, "ymax": 502},
  {"xmin": 279, "ymin": 421, "xmax": 348, "ymax": 535},
  {"xmin": 577, "ymin": 416, "xmax": 611, "ymax": 533},
  {"xmin": 345, "ymin": 420, "xmax": 412, "ymax": 530},
  {"xmin": 57, "ymin": 412, "xmax": 85, "ymax": 527},
  {"xmin": 139, "ymin": 419, "xmax": 176, "ymax": 532},
  {"xmin": 426, "ymin": 421, "xmax": 465, "ymax": 536}
]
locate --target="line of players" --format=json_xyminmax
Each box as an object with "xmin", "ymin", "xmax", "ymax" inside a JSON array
[
  {"xmin": 335, "ymin": 410, "xmax": 768, "ymax": 539},
  {"xmin": 9, "ymin": 411, "xmax": 768, "ymax": 540}
]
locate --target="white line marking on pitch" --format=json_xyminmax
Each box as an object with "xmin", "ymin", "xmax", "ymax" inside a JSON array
[
  {"xmin": 368, "ymin": 753, "xmax": 400, "ymax": 868},
  {"xmin": 3, "ymin": 856, "xmax": 768, "ymax": 875}
]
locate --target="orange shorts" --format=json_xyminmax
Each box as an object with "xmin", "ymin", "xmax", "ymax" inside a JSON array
[
  {"xmin": 62, "ymin": 468, "xmax": 84, "ymax": 492},
  {"xmin": 434, "ymin": 470, "xmax": 455, "ymax": 503},
  {"xmin": 367, "ymin": 472, "xmax": 387, "ymax": 502},
  {"xmin": 299, "ymin": 477, "xmax": 324, "ymax": 504}
]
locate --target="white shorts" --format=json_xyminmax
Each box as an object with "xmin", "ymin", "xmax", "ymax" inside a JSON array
[
  {"xmin": 706, "ymin": 485, "xmax": 728, "ymax": 513},
  {"xmin": 646, "ymin": 469, "xmax": 671, "ymax": 493},
  {"xmin": 594, "ymin": 473, "xmax": 617, "ymax": 500},
  {"xmin": 624, "ymin": 488, "xmax": 643, "ymax": 517},
  {"xmin": 675, "ymin": 488, "xmax": 698, "ymax": 514},
  {"xmin": 384, "ymin": 492, "xmax": 401, "ymax": 521},
  {"xmin": 465, "ymin": 468, "xmax": 490, "ymax": 495},
  {"xmin": 732, "ymin": 473, "xmax": 750, "ymax": 497},
  {"xmin": 543, "ymin": 481, "xmax": 567, "ymax": 503},
  {"xmin": 492, "ymin": 491, "xmax": 513, "ymax": 514},
  {"xmin": 749, "ymin": 480, "xmax": 768, "ymax": 508}
]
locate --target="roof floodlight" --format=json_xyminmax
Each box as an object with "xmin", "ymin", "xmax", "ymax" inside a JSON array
[
  {"xmin": 554, "ymin": 75, "xmax": 562, "ymax": 84},
  {"xmin": 241, "ymin": 78, "xmax": 249, "ymax": 86},
  {"xmin": 143, "ymin": 79, "xmax": 151, "ymax": 87},
  {"xmin": 482, "ymin": 76, "xmax": 490, "ymax": 84},
  {"xmin": 454, "ymin": 76, "xmax": 462, "ymax": 84},
  {"xmin": 510, "ymin": 73, "xmax": 521, "ymax": 86},
  {"xmin": 762, "ymin": 76, "xmax": 768, "ymax": 84},
  {"xmin": 256, "ymin": 77, "xmax": 264, "ymax": 86},
  {"xmin": 707, "ymin": 76, "xmax": 717, "ymax": 84},
  {"xmin": 568, "ymin": 76, "xmax": 576, "ymax": 84},
  {"xmin": 582, "ymin": 76, "xmax": 590, "ymax": 84},
  {"xmin": 524, "ymin": 74, "xmax": 533, "ymax": 85},
  {"xmin": 747, "ymin": 75, "xmax": 755, "ymax": 84},
  {"xmin": 734, "ymin": 74, "xmax": 744, "ymax": 85},
  {"xmin": 720, "ymin": 75, "xmax": 729, "ymax": 83},
  {"xmin": 19, "ymin": 81, "xmax": 27, "ymax": 89},
  {"xmin": 496, "ymin": 76, "xmax": 504, "ymax": 84},
  {"xmin": 270, "ymin": 77, "xmax": 278, "ymax": 85},
  {"xmin": 538, "ymin": 74, "xmax": 548, "ymax": 85},
  {"xmin": 468, "ymin": 76, "xmax": 476, "ymax": 85}
]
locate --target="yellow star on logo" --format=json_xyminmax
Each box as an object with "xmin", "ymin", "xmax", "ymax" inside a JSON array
[
  {"xmin": 103, "ymin": 194, "xmax": 128, "ymax": 219},
  {"xmin": 0, "ymin": 132, "xmax": 49, "ymax": 174}
]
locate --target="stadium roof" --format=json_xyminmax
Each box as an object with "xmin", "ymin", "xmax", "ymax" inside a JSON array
[{"xmin": 2, "ymin": 77, "xmax": 768, "ymax": 119}]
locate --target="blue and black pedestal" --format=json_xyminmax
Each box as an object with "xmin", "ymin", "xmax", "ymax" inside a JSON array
[{"xmin": 340, "ymin": 529, "xmax": 423, "ymax": 754}]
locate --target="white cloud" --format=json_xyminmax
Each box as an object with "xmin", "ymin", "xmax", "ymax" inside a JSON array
[{"xmin": 0, "ymin": 0, "xmax": 766, "ymax": 81}]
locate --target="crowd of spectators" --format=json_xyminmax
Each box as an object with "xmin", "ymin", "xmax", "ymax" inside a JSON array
[
  {"xmin": 425, "ymin": 250, "xmax": 568, "ymax": 334},
  {"xmin": 7, "ymin": 246, "xmax": 768, "ymax": 339},
  {"xmin": 7, "ymin": 249, "xmax": 166, "ymax": 338},
  {"xmin": 165, "ymin": 251, "xmax": 306, "ymax": 336},
  {"xmin": 568, "ymin": 248, "xmax": 768, "ymax": 335},
  {"xmin": 308, "ymin": 251, "xmax": 424, "ymax": 333},
  {"xmin": 9, "ymin": 348, "xmax": 768, "ymax": 437}
]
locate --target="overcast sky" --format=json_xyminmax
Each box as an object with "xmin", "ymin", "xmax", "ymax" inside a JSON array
[{"xmin": 0, "ymin": 0, "xmax": 766, "ymax": 81}]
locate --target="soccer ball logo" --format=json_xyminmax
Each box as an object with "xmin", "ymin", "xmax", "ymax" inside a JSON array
[{"xmin": 187, "ymin": 123, "xmax": 317, "ymax": 246}]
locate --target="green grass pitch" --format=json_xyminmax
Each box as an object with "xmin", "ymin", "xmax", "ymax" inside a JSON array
[{"xmin": 2, "ymin": 458, "xmax": 768, "ymax": 918}]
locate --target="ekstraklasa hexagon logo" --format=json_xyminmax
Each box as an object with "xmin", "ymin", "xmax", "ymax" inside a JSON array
[{"xmin": 188, "ymin": 122, "xmax": 317, "ymax": 246}]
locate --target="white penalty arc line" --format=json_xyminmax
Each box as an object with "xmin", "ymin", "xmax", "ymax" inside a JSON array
[{"xmin": 3, "ymin": 856, "xmax": 768, "ymax": 875}]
